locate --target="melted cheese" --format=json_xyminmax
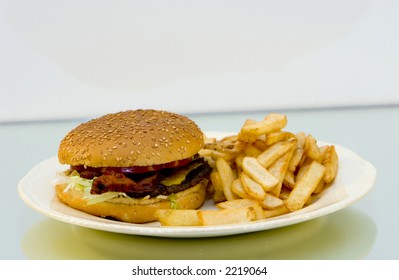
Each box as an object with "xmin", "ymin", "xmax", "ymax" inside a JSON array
[{"xmin": 161, "ymin": 162, "xmax": 202, "ymax": 186}]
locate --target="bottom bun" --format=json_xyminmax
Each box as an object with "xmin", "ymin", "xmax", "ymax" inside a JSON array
[{"xmin": 55, "ymin": 180, "xmax": 207, "ymax": 224}]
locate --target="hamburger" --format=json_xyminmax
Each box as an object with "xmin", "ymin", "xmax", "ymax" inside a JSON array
[{"xmin": 54, "ymin": 109, "xmax": 212, "ymax": 223}]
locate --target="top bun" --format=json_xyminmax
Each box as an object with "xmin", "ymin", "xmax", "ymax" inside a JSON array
[{"xmin": 58, "ymin": 109, "xmax": 205, "ymax": 167}]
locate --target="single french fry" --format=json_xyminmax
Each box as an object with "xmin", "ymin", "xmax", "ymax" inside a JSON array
[
  {"xmin": 155, "ymin": 209, "xmax": 200, "ymax": 226},
  {"xmin": 304, "ymin": 134, "xmax": 322, "ymax": 162},
  {"xmin": 216, "ymin": 199, "xmax": 266, "ymax": 220},
  {"xmin": 242, "ymin": 157, "xmax": 278, "ymax": 191},
  {"xmin": 323, "ymin": 145, "xmax": 339, "ymax": 184},
  {"xmin": 297, "ymin": 152, "xmax": 308, "ymax": 168},
  {"xmin": 235, "ymin": 153, "xmax": 245, "ymax": 169},
  {"xmin": 305, "ymin": 195, "xmax": 313, "ymax": 205},
  {"xmin": 241, "ymin": 113, "xmax": 287, "ymax": 136},
  {"xmin": 319, "ymin": 145, "xmax": 329, "ymax": 161},
  {"xmin": 205, "ymin": 135, "xmax": 244, "ymax": 154},
  {"xmin": 257, "ymin": 140, "xmax": 296, "ymax": 168},
  {"xmin": 238, "ymin": 119, "xmax": 258, "ymax": 142},
  {"xmin": 283, "ymin": 171, "xmax": 295, "ymax": 189},
  {"xmin": 288, "ymin": 148, "xmax": 304, "ymax": 173},
  {"xmin": 268, "ymin": 144, "xmax": 296, "ymax": 197},
  {"xmin": 288, "ymin": 132, "xmax": 306, "ymax": 172},
  {"xmin": 237, "ymin": 133, "xmax": 257, "ymax": 143},
  {"xmin": 210, "ymin": 170, "xmax": 226, "ymax": 202},
  {"xmin": 231, "ymin": 178, "xmax": 251, "ymax": 199},
  {"xmin": 220, "ymin": 135, "xmax": 246, "ymax": 153},
  {"xmin": 249, "ymin": 205, "xmax": 266, "ymax": 220},
  {"xmin": 296, "ymin": 157, "xmax": 313, "ymax": 182},
  {"xmin": 313, "ymin": 178, "xmax": 325, "ymax": 194},
  {"xmin": 240, "ymin": 173, "xmax": 266, "ymax": 201},
  {"xmin": 198, "ymin": 149, "xmax": 213, "ymax": 157},
  {"xmin": 204, "ymin": 137, "xmax": 216, "ymax": 144},
  {"xmin": 211, "ymin": 150, "xmax": 236, "ymax": 162},
  {"xmin": 285, "ymin": 161, "xmax": 326, "ymax": 211},
  {"xmin": 198, "ymin": 208, "xmax": 255, "ymax": 225},
  {"xmin": 263, "ymin": 205, "xmax": 290, "ymax": 219},
  {"xmin": 265, "ymin": 131, "xmax": 295, "ymax": 146},
  {"xmin": 216, "ymin": 198, "xmax": 260, "ymax": 209},
  {"xmin": 252, "ymin": 139, "xmax": 267, "ymax": 151},
  {"xmin": 216, "ymin": 158, "xmax": 239, "ymax": 201},
  {"xmin": 259, "ymin": 193, "xmax": 284, "ymax": 210},
  {"xmin": 244, "ymin": 144, "xmax": 262, "ymax": 157},
  {"xmin": 279, "ymin": 187, "xmax": 291, "ymax": 201}
]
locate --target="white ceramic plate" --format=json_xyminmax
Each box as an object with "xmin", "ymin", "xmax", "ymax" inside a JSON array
[{"xmin": 18, "ymin": 132, "xmax": 376, "ymax": 238}]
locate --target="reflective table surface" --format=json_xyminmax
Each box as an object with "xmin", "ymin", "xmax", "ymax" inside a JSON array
[{"xmin": 2, "ymin": 106, "xmax": 397, "ymax": 259}]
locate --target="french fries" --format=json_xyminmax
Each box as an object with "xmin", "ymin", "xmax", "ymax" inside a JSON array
[{"xmin": 155, "ymin": 113, "xmax": 339, "ymax": 226}]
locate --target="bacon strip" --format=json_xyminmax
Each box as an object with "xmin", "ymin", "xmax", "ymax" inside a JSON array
[{"xmin": 88, "ymin": 159, "xmax": 212, "ymax": 198}]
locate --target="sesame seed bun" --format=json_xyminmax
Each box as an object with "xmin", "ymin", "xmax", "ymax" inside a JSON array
[
  {"xmin": 55, "ymin": 109, "xmax": 210, "ymax": 224},
  {"xmin": 55, "ymin": 179, "xmax": 207, "ymax": 223},
  {"xmin": 58, "ymin": 109, "xmax": 205, "ymax": 167}
]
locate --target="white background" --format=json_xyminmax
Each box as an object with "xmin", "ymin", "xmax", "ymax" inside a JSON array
[{"xmin": 1, "ymin": 0, "xmax": 398, "ymax": 122}]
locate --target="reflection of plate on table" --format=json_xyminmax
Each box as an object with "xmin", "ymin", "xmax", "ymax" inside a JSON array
[{"xmin": 18, "ymin": 132, "xmax": 376, "ymax": 238}]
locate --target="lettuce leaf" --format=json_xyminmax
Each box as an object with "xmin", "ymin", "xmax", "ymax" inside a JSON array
[{"xmin": 63, "ymin": 171, "xmax": 126, "ymax": 205}]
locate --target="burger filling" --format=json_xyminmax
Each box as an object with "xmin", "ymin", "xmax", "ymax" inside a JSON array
[{"xmin": 65, "ymin": 156, "xmax": 212, "ymax": 199}]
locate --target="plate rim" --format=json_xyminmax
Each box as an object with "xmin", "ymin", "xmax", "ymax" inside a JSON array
[{"xmin": 18, "ymin": 132, "xmax": 377, "ymax": 238}]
